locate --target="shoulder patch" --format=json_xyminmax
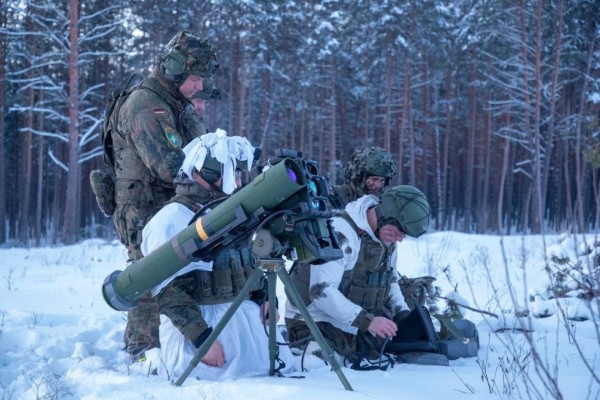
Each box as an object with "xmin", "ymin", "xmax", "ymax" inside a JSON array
[{"xmin": 164, "ymin": 126, "xmax": 183, "ymax": 149}]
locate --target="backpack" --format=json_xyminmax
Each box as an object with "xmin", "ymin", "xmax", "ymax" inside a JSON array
[
  {"xmin": 385, "ymin": 305, "xmax": 480, "ymax": 365},
  {"xmin": 101, "ymin": 72, "xmax": 145, "ymax": 167},
  {"xmin": 90, "ymin": 72, "xmax": 144, "ymax": 217},
  {"xmin": 436, "ymin": 317, "xmax": 480, "ymax": 360}
]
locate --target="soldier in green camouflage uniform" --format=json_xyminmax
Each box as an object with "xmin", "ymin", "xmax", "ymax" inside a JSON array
[
  {"xmin": 108, "ymin": 31, "xmax": 218, "ymax": 359},
  {"xmin": 329, "ymin": 147, "xmax": 397, "ymax": 209}
]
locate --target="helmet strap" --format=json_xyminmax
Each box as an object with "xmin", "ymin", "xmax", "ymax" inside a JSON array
[{"xmin": 373, "ymin": 205, "xmax": 387, "ymax": 237}]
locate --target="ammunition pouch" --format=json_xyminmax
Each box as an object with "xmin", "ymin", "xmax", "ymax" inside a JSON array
[
  {"xmin": 90, "ymin": 169, "xmax": 116, "ymax": 217},
  {"xmin": 114, "ymin": 179, "xmax": 154, "ymax": 208},
  {"xmin": 192, "ymin": 247, "xmax": 259, "ymax": 304},
  {"xmin": 346, "ymin": 285, "xmax": 390, "ymax": 315}
]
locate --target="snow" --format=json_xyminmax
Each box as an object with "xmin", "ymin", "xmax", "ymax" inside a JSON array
[{"xmin": 0, "ymin": 232, "xmax": 599, "ymax": 400}]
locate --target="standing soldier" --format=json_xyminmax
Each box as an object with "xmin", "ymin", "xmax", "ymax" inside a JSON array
[
  {"xmin": 329, "ymin": 147, "xmax": 397, "ymax": 208},
  {"xmin": 91, "ymin": 31, "xmax": 218, "ymax": 362}
]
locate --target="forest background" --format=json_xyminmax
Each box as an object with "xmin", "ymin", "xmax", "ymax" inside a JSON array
[{"xmin": 0, "ymin": 0, "xmax": 599, "ymax": 247}]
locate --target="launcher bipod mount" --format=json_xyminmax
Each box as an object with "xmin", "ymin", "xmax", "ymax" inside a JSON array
[{"xmin": 174, "ymin": 258, "xmax": 354, "ymax": 391}]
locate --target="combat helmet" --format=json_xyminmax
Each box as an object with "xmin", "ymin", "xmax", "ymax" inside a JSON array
[
  {"xmin": 375, "ymin": 185, "xmax": 430, "ymax": 238},
  {"xmin": 344, "ymin": 146, "xmax": 397, "ymax": 186},
  {"xmin": 160, "ymin": 31, "xmax": 219, "ymax": 84}
]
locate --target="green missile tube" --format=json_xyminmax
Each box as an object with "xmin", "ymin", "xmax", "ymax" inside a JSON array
[{"xmin": 102, "ymin": 158, "xmax": 307, "ymax": 311}]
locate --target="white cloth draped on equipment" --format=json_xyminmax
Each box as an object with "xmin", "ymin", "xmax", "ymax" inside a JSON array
[{"xmin": 179, "ymin": 129, "xmax": 255, "ymax": 195}]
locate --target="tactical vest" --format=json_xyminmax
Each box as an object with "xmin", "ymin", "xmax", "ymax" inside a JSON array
[
  {"xmin": 177, "ymin": 192, "xmax": 261, "ymax": 305},
  {"xmin": 289, "ymin": 212, "xmax": 393, "ymax": 315}
]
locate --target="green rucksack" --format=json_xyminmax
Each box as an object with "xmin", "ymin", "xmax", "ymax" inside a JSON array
[
  {"xmin": 90, "ymin": 72, "xmax": 144, "ymax": 217},
  {"xmin": 101, "ymin": 72, "xmax": 145, "ymax": 167}
]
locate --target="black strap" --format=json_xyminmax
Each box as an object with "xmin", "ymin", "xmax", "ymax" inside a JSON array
[{"xmin": 344, "ymin": 336, "xmax": 395, "ymax": 371}]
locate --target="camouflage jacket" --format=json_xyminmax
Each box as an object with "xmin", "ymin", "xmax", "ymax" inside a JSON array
[
  {"xmin": 112, "ymin": 71, "xmax": 206, "ymax": 208},
  {"xmin": 329, "ymin": 182, "xmax": 366, "ymax": 209}
]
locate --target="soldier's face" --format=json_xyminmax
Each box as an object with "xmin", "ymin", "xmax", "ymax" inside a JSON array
[
  {"xmin": 179, "ymin": 75, "xmax": 204, "ymax": 99},
  {"xmin": 365, "ymin": 176, "xmax": 386, "ymax": 194},
  {"xmin": 192, "ymin": 98, "xmax": 206, "ymax": 114}
]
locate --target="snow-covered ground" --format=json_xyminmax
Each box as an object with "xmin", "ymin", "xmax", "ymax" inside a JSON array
[{"xmin": 1, "ymin": 231, "xmax": 598, "ymax": 400}]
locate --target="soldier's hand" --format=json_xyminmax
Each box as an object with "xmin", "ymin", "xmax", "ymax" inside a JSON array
[
  {"xmin": 368, "ymin": 316, "xmax": 398, "ymax": 339},
  {"xmin": 378, "ymin": 224, "xmax": 406, "ymax": 245},
  {"xmin": 261, "ymin": 301, "xmax": 280, "ymax": 324},
  {"xmin": 201, "ymin": 340, "xmax": 225, "ymax": 367}
]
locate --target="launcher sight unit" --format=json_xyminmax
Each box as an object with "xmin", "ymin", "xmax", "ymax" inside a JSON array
[{"xmin": 102, "ymin": 150, "xmax": 342, "ymax": 311}]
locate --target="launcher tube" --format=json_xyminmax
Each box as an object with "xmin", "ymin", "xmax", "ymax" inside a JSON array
[{"xmin": 102, "ymin": 159, "xmax": 306, "ymax": 311}]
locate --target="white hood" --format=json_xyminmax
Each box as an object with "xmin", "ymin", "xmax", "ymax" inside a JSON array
[{"xmin": 344, "ymin": 194, "xmax": 380, "ymax": 242}]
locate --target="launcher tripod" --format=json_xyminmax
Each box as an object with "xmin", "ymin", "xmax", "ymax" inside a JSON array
[{"xmin": 174, "ymin": 258, "xmax": 353, "ymax": 391}]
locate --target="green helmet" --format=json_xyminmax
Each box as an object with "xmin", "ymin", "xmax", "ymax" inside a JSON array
[
  {"xmin": 376, "ymin": 185, "xmax": 430, "ymax": 238},
  {"xmin": 160, "ymin": 31, "xmax": 219, "ymax": 83},
  {"xmin": 196, "ymin": 147, "xmax": 261, "ymax": 183},
  {"xmin": 344, "ymin": 146, "xmax": 397, "ymax": 185}
]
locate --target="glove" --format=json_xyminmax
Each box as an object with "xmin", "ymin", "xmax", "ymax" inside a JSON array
[{"xmin": 193, "ymin": 327, "xmax": 213, "ymax": 348}]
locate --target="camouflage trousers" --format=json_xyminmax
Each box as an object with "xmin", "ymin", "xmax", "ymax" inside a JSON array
[
  {"xmin": 285, "ymin": 318, "xmax": 384, "ymax": 360},
  {"xmin": 113, "ymin": 203, "xmax": 162, "ymax": 356},
  {"xmin": 124, "ymin": 292, "xmax": 161, "ymax": 357}
]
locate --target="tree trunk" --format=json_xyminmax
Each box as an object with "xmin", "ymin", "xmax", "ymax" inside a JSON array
[
  {"xmin": 0, "ymin": 5, "xmax": 6, "ymax": 244},
  {"xmin": 531, "ymin": 0, "xmax": 545, "ymax": 234},
  {"xmin": 480, "ymin": 94, "xmax": 492, "ymax": 232},
  {"xmin": 63, "ymin": 0, "xmax": 81, "ymax": 244},
  {"xmin": 229, "ymin": 34, "xmax": 244, "ymax": 137},
  {"xmin": 35, "ymin": 137, "xmax": 44, "ymax": 246},
  {"xmin": 384, "ymin": 53, "xmax": 392, "ymax": 152},
  {"xmin": 327, "ymin": 60, "xmax": 337, "ymax": 181}
]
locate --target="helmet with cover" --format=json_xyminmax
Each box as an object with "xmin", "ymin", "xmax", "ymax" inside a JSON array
[
  {"xmin": 178, "ymin": 129, "xmax": 258, "ymax": 195},
  {"xmin": 160, "ymin": 31, "xmax": 219, "ymax": 84},
  {"xmin": 375, "ymin": 185, "xmax": 430, "ymax": 238},
  {"xmin": 344, "ymin": 146, "xmax": 397, "ymax": 185}
]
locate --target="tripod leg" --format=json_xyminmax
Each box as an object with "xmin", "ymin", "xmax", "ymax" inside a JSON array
[
  {"xmin": 267, "ymin": 270, "xmax": 278, "ymax": 374},
  {"xmin": 174, "ymin": 267, "xmax": 265, "ymax": 386},
  {"xmin": 276, "ymin": 267, "xmax": 354, "ymax": 391}
]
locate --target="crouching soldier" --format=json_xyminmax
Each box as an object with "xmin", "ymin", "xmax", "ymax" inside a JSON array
[
  {"xmin": 141, "ymin": 131, "xmax": 296, "ymax": 380},
  {"xmin": 286, "ymin": 186, "xmax": 430, "ymax": 366}
]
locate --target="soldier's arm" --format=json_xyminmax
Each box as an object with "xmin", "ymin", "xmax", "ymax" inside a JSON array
[
  {"xmin": 126, "ymin": 93, "xmax": 185, "ymax": 183},
  {"xmin": 155, "ymin": 273, "xmax": 210, "ymax": 346},
  {"xmin": 386, "ymin": 248, "xmax": 409, "ymax": 315},
  {"xmin": 310, "ymin": 218, "xmax": 367, "ymax": 328}
]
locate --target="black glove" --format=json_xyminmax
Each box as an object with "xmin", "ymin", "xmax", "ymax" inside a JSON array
[{"xmin": 193, "ymin": 327, "xmax": 213, "ymax": 348}]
